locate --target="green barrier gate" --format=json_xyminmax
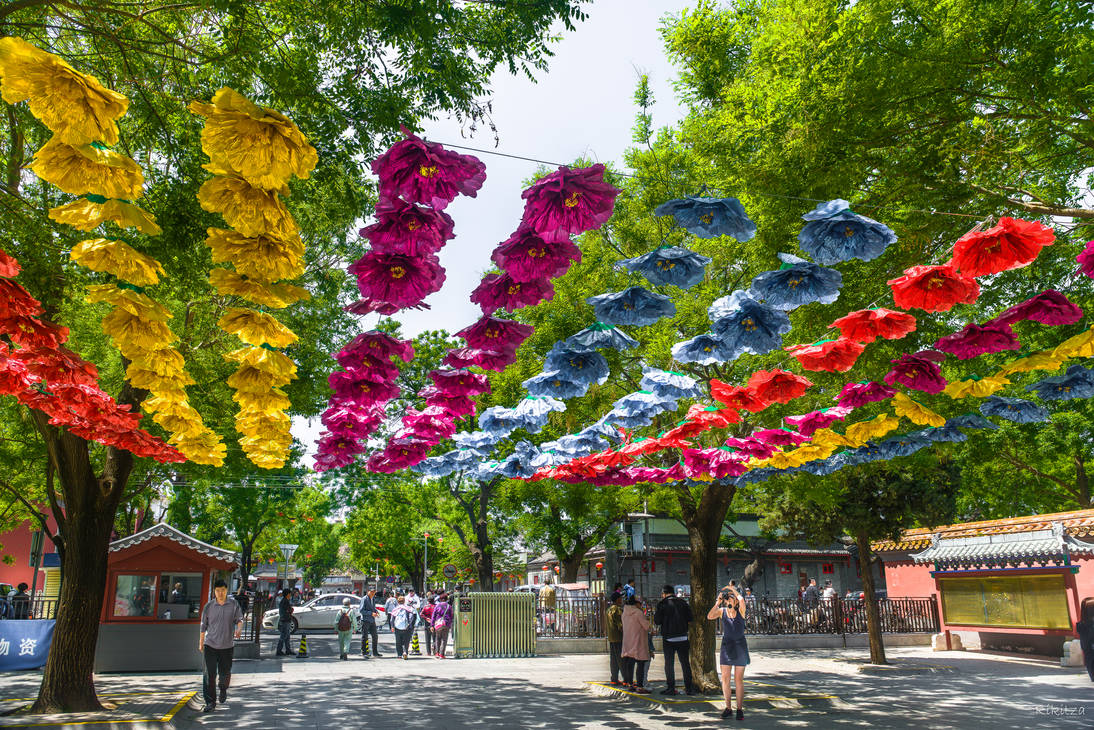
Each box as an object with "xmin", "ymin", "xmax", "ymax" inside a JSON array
[{"xmin": 453, "ymin": 592, "xmax": 536, "ymax": 658}]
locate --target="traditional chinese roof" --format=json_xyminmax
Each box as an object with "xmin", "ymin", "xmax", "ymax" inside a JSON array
[
  {"xmin": 909, "ymin": 522, "xmax": 1094, "ymax": 570},
  {"xmin": 872, "ymin": 508, "xmax": 1094, "ymax": 553},
  {"xmin": 110, "ymin": 522, "xmax": 238, "ymax": 564}
]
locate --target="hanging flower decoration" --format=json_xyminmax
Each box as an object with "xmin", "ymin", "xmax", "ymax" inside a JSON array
[
  {"xmin": 543, "ymin": 344, "xmax": 610, "ymax": 386},
  {"xmin": 70, "ymin": 239, "xmax": 164, "ymax": 287},
  {"xmin": 723, "ymin": 437, "xmax": 779, "ymax": 460},
  {"xmin": 335, "ymin": 331, "xmax": 415, "ymax": 370},
  {"xmin": 888, "ymin": 264, "xmax": 980, "ymax": 313},
  {"xmin": 979, "ymin": 396, "xmax": 1050, "ymax": 424},
  {"xmin": 995, "ymin": 350, "xmax": 1064, "ymax": 377},
  {"xmin": 617, "ymin": 246, "xmax": 712, "ymax": 289},
  {"xmin": 890, "ymin": 392, "xmax": 945, "ymax": 427},
  {"xmin": 565, "ymin": 322, "xmax": 639, "ymax": 351},
  {"xmin": 934, "ymin": 322, "xmax": 1020, "ymax": 360},
  {"xmin": 457, "ymin": 315, "xmax": 534, "ymax": 354},
  {"xmin": 471, "ymin": 273, "xmax": 555, "ymax": 313},
  {"xmin": 350, "ymin": 252, "xmax": 446, "ymax": 310},
  {"xmin": 441, "ymin": 347, "xmax": 516, "ymax": 372},
  {"xmin": 746, "ymin": 369, "xmax": 812, "ymax": 404},
  {"xmin": 750, "ymin": 253, "xmax": 842, "ymax": 311},
  {"xmin": 1077, "ymin": 241, "xmax": 1094, "ymax": 279},
  {"xmin": 710, "ymin": 380, "xmax": 769, "ymax": 412},
  {"xmin": 672, "ymin": 332, "xmax": 738, "ymax": 365},
  {"xmin": 950, "ymin": 217, "xmax": 1055, "ymax": 277},
  {"xmin": 835, "ymin": 381, "xmax": 896, "ymax": 409},
  {"xmin": 829, "ymin": 308, "xmax": 917, "ymax": 343},
  {"xmin": 371, "ymin": 127, "xmax": 485, "ymax": 209},
  {"xmin": 640, "ymin": 368, "xmax": 704, "ymax": 401},
  {"xmin": 430, "ymin": 368, "xmax": 491, "ymax": 397},
  {"xmin": 752, "ymin": 428, "xmax": 811, "ymax": 447},
  {"xmin": 797, "ymin": 199, "xmax": 897, "ymax": 264},
  {"xmin": 519, "ymin": 163, "xmax": 620, "ymax": 240},
  {"xmin": 682, "ymin": 448, "xmax": 748, "ymax": 479},
  {"xmin": 586, "ymin": 286, "xmax": 675, "ymax": 327},
  {"xmin": 49, "ymin": 196, "xmax": 161, "ymax": 235},
  {"xmin": 988, "ymin": 290, "xmax": 1083, "ymax": 327},
  {"xmin": 359, "ymin": 198, "xmax": 455, "ymax": 257},
  {"xmin": 942, "ymin": 375, "xmax": 1010, "ymax": 400},
  {"xmin": 1027, "ymin": 365, "xmax": 1094, "ymax": 401},
  {"xmin": 785, "ymin": 338, "xmax": 865, "ymax": 373},
  {"xmin": 876, "ymin": 433, "xmax": 933, "ymax": 460},
  {"xmin": 844, "ymin": 414, "xmax": 901, "ymax": 447},
  {"xmin": 654, "ymin": 195, "xmax": 757, "ymax": 241},
  {"xmin": 884, "ymin": 352, "xmax": 948, "ymax": 394},
  {"xmin": 784, "ymin": 407, "xmax": 852, "ymax": 437},
  {"xmin": 418, "ymin": 386, "xmax": 476, "ymax": 419},
  {"xmin": 522, "ymin": 370, "xmax": 589, "ymax": 400},
  {"xmin": 491, "ymin": 225, "xmax": 582, "ymax": 282},
  {"xmin": 605, "ymin": 391, "xmax": 677, "ymax": 429},
  {"xmin": 709, "ymin": 290, "xmax": 792, "ymax": 356}
]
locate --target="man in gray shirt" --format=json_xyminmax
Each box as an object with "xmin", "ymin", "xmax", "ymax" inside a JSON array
[{"xmin": 199, "ymin": 579, "xmax": 243, "ymax": 713}]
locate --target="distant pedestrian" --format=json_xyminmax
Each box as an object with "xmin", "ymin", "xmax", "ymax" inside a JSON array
[
  {"xmin": 384, "ymin": 592, "xmax": 398, "ymax": 633},
  {"xmin": 622, "ymin": 579, "xmax": 636, "ymax": 600},
  {"xmin": 621, "ymin": 595, "xmax": 652, "ymax": 694},
  {"xmin": 391, "ymin": 595, "xmax": 417, "ymax": 659},
  {"xmin": 803, "ymin": 578, "xmax": 820, "ymax": 607},
  {"xmin": 406, "ymin": 589, "xmax": 422, "ymax": 612},
  {"xmin": 10, "ymin": 583, "xmax": 29, "ymax": 620},
  {"xmin": 605, "ymin": 592, "xmax": 624, "ymax": 685},
  {"xmin": 276, "ymin": 588, "xmax": 295, "ymax": 656},
  {"xmin": 359, "ymin": 587, "xmax": 381, "ymax": 658},
  {"xmin": 198, "ymin": 579, "xmax": 243, "ymax": 713},
  {"xmin": 709, "ymin": 584, "xmax": 750, "ymax": 721},
  {"xmin": 335, "ymin": 597, "xmax": 357, "ymax": 660},
  {"xmin": 420, "ymin": 595, "xmax": 435, "ymax": 656},
  {"xmin": 1077, "ymin": 597, "xmax": 1094, "ymax": 681},
  {"xmin": 654, "ymin": 584, "xmax": 695, "ymax": 695},
  {"xmin": 822, "ymin": 580, "xmax": 837, "ymax": 601},
  {"xmin": 432, "ymin": 593, "xmax": 454, "ymax": 658}
]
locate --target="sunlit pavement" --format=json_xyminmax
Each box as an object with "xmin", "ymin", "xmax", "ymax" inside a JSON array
[{"xmin": 3, "ymin": 630, "xmax": 1092, "ymax": 729}]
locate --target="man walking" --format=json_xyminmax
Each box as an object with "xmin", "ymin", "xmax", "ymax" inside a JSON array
[
  {"xmin": 654, "ymin": 583, "xmax": 695, "ymax": 695},
  {"xmin": 606, "ymin": 591, "xmax": 624, "ymax": 685},
  {"xmin": 198, "ymin": 579, "xmax": 243, "ymax": 713},
  {"xmin": 275, "ymin": 588, "xmax": 295, "ymax": 656},
  {"xmin": 384, "ymin": 591, "xmax": 398, "ymax": 633},
  {"xmin": 359, "ymin": 587, "xmax": 381, "ymax": 657}
]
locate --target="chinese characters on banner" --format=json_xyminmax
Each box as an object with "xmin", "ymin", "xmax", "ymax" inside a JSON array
[{"xmin": 0, "ymin": 620, "xmax": 54, "ymax": 671}]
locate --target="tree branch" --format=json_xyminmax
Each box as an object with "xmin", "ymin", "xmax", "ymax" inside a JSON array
[{"xmin": 968, "ymin": 182, "xmax": 1094, "ymax": 219}]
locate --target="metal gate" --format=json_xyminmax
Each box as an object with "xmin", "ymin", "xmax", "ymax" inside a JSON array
[{"xmin": 453, "ymin": 592, "xmax": 536, "ymax": 658}]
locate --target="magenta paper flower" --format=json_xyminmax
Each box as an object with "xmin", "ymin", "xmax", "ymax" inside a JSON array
[
  {"xmin": 367, "ymin": 438, "xmax": 433, "ymax": 473},
  {"xmin": 371, "ymin": 128, "xmax": 486, "ymax": 209},
  {"xmin": 784, "ymin": 407, "xmax": 852, "ymax": 437},
  {"xmin": 328, "ymin": 369, "xmax": 401, "ymax": 406},
  {"xmin": 752, "ymin": 428, "xmax": 811, "ymax": 447},
  {"xmin": 420, "ymin": 388, "xmax": 477, "ymax": 419},
  {"xmin": 442, "ymin": 347, "xmax": 517, "ymax": 372},
  {"xmin": 337, "ymin": 330, "xmax": 414, "ymax": 366},
  {"xmin": 314, "ymin": 432, "xmax": 368, "ymax": 471},
  {"xmin": 884, "ymin": 353, "xmax": 948, "ymax": 394},
  {"xmin": 837, "ymin": 381, "xmax": 898, "ymax": 409},
  {"xmin": 429, "ymin": 368, "xmax": 491, "ymax": 397},
  {"xmin": 470, "ymin": 273, "xmax": 554, "ymax": 313},
  {"xmin": 490, "ymin": 225, "xmax": 582, "ymax": 282},
  {"xmin": 934, "ymin": 322, "xmax": 1020, "ymax": 360},
  {"xmin": 520, "ymin": 164, "xmax": 621, "ymax": 240},
  {"xmin": 321, "ymin": 405, "xmax": 383, "ymax": 439},
  {"xmin": 344, "ymin": 299, "xmax": 431, "ymax": 316},
  {"xmin": 723, "ymin": 437, "xmax": 779, "ymax": 460},
  {"xmin": 455, "ymin": 315, "xmax": 534, "ymax": 353},
  {"xmin": 359, "ymin": 198, "xmax": 455, "ymax": 256},
  {"xmin": 349, "ymin": 252, "xmax": 445, "ymax": 309},
  {"xmin": 683, "ymin": 448, "xmax": 749, "ymax": 479},
  {"xmin": 331, "ymin": 356, "xmax": 399, "ymax": 383},
  {"xmin": 1078, "ymin": 241, "xmax": 1094, "ymax": 278},
  {"xmin": 988, "ymin": 290, "xmax": 1083, "ymax": 327},
  {"xmin": 400, "ymin": 406, "xmax": 457, "ymax": 442}
]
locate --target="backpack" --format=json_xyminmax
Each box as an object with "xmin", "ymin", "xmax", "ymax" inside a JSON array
[{"xmin": 337, "ymin": 610, "xmax": 353, "ymax": 631}]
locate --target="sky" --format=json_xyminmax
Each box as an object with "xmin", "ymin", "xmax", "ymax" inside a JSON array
[{"xmin": 293, "ymin": 0, "xmax": 695, "ymax": 454}]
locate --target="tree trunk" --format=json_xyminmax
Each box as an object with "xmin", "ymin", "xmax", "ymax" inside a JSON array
[
  {"xmin": 472, "ymin": 480, "xmax": 494, "ymax": 591},
  {"xmin": 856, "ymin": 530, "xmax": 886, "ymax": 665},
  {"xmin": 561, "ymin": 554, "xmax": 583, "ymax": 584},
  {"xmin": 1075, "ymin": 451, "xmax": 1090, "ymax": 508}
]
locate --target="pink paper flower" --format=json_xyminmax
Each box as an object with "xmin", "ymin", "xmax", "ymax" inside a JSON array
[
  {"xmin": 441, "ymin": 347, "xmax": 516, "ymax": 372},
  {"xmin": 321, "ymin": 406, "xmax": 383, "ymax": 439},
  {"xmin": 683, "ymin": 448, "xmax": 750, "ymax": 479},
  {"xmin": 371, "ymin": 128, "xmax": 486, "ymax": 209},
  {"xmin": 419, "ymin": 386, "xmax": 477, "ymax": 419},
  {"xmin": 723, "ymin": 437, "xmax": 779, "ymax": 460},
  {"xmin": 429, "ymin": 368, "xmax": 491, "ymax": 397},
  {"xmin": 491, "ymin": 225, "xmax": 582, "ymax": 282},
  {"xmin": 337, "ymin": 331, "xmax": 414, "ymax": 366},
  {"xmin": 934, "ymin": 323, "xmax": 1020, "ymax": 360},
  {"xmin": 469, "ymin": 273, "xmax": 554, "ymax": 313},
  {"xmin": 359, "ymin": 198, "xmax": 455, "ymax": 256},
  {"xmin": 752, "ymin": 428, "xmax": 811, "ymax": 447},
  {"xmin": 314, "ymin": 432, "xmax": 367, "ymax": 471},
  {"xmin": 884, "ymin": 353, "xmax": 948, "ymax": 394},
  {"xmin": 784, "ymin": 407, "xmax": 852, "ymax": 437},
  {"xmin": 349, "ymin": 252, "xmax": 445, "ymax": 309},
  {"xmin": 367, "ymin": 437, "xmax": 433, "ymax": 472},
  {"xmin": 837, "ymin": 381, "xmax": 897, "ymax": 409},
  {"xmin": 328, "ymin": 369, "xmax": 401, "ymax": 407},
  {"xmin": 455, "ymin": 315, "xmax": 534, "ymax": 353},
  {"xmin": 1078, "ymin": 241, "xmax": 1094, "ymax": 278},
  {"xmin": 988, "ymin": 290, "xmax": 1083, "ymax": 327},
  {"xmin": 520, "ymin": 164, "xmax": 621, "ymax": 240},
  {"xmin": 400, "ymin": 406, "xmax": 457, "ymax": 442}
]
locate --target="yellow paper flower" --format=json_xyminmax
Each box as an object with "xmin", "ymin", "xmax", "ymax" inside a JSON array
[
  {"xmin": 101, "ymin": 307, "xmax": 176, "ymax": 353},
  {"xmin": 234, "ymin": 386, "xmax": 291, "ymax": 412},
  {"xmin": 71, "ymin": 238, "xmax": 164, "ymax": 286},
  {"xmin": 125, "ymin": 363, "xmax": 196, "ymax": 392},
  {"xmin": 844, "ymin": 414, "xmax": 900, "ymax": 447},
  {"xmin": 225, "ymin": 346, "xmax": 297, "ymax": 386},
  {"xmin": 204, "ymin": 228, "xmax": 305, "ymax": 281},
  {"xmin": 810, "ymin": 427, "xmax": 853, "ymax": 450},
  {"xmin": 189, "ymin": 87, "xmax": 318, "ymax": 190},
  {"xmin": 787, "ymin": 443, "xmax": 838, "ymax": 463},
  {"xmin": 30, "ymin": 135, "xmax": 144, "ymax": 199},
  {"xmin": 996, "ymin": 350, "xmax": 1064, "ymax": 377},
  {"xmin": 209, "ymin": 269, "xmax": 310, "ymax": 308},
  {"xmin": 0, "ymin": 37, "xmax": 128, "ymax": 145},
  {"xmin": 171, "ymin": 432, "xmax": 227, "ymax": 467},
  {"xmin": 87, "ymin": 284, "xmax": 171, "ymax": 323},
  {"xmin": 217, "ymin": 307, "xmax": 298, "ymax": 347},
  {"xmin": 766, "ymin": 450, "xmax": 809, "ymax": 470},
  {"xmin": 237, "ymin": 409, "xmax": 292, "ymax": 435},
  {"xmin": 891, "ymin": 392, "xmax": 945, "ymax": 427},
  {"xmin": 143, "ymin": 390, "xmax": 189, "ymax": 413},
  {"xmin": 1053, "ymin": 328, "xmax": 1094, "ymax": 360},
  {"xmin": 942, "ymin": 375, "xmax": 1010, "ymax": 400},
  {"xmin": 127, "ymin": 347, "xmax": 187, "ymax": 379},
  {"xmin": 50, "ymin": 198, "xmax": 161, "ymax": 235},
  {"xmin": 197, "ymin": 176, "xmax": 296, "ymax": 238}
]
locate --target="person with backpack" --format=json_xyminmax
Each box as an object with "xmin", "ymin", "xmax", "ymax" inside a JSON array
[
  {"xmin": 334, "ymin": 597, "xmax": 358, "ymax": 660},
  {"xmin": 420, "ymin": 595, "xmax": 435, "ymax": 656},
  {"xmin": 654, "ymin": 583, "xmax": 696, "ymax": 695},
  {"xmin": 390, "ymin": 594, "xmax": 417, "ymax": 659},
  {"xmin": 431, "ymin": 593, "xmax": 453, "ymax": 658}
]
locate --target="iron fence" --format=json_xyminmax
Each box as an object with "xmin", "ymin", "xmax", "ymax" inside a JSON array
[
  {"xmin": 243, "ymin": 597, "xmax": 271, "ymax": 643},
  {"xmin": 28, "ymin": 596, "xmax": 59, "ymax": 619},
  {"xmin": 535, "ymin": 596, "xmax": 605, "ymax": 638}
]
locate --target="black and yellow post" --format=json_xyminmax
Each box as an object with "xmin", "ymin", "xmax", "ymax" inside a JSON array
[
  {"xmin": 297, "ymin": 633, "xmax": 308, "ymax": 658},
  {"xmin": 411, "ymin": 631, "xmax": 421, "ymax": 655}
]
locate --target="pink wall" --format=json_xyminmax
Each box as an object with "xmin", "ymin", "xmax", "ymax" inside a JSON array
[{"xmin": 0, "ymin": 513, "xmax": 59, "ymax": 588}]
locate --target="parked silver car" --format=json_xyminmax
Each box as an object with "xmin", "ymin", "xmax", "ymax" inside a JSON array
[{"xmin": 262, "ymin": 592, "xmax": 360, "ymax": 633}]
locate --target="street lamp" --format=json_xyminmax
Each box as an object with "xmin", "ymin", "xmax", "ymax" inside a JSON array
[
  {"xmin": 413, "ymin": 533, "xmax": 438, "ymax": 593},
  {"xmin": 278, "ymin": 543, "xmax": 298, "ymax": 586}
]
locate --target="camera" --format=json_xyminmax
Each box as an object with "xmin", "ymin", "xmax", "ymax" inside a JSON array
[{"xmin": 720, "ymin": 590, "xmax": 732, "ymax": 601}]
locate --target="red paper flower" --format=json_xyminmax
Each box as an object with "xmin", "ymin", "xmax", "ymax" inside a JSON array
[
  {"xmin": 0, "ymin": 314, "xmax": 68, "ymax": 349},
  {"xmin": 951, "ymin": 217, "xmax": 1055, "ymax": 277},
  {"xmin": 710, "ymin": 380, "xmax": 768, "ymax": 412},
  {"xmin": 1077, "ymin": 241, "xmax": 1094, "ymax": 279},
  {"xmin": 0, "ymin": 248, "xmax": 21, "ymax": 278},
  {"xmin": 934, "ymin": 322, "xmax": 1021, "ymax": 360},
  {"xmin": 784, "ymin": 338, "xmax": 866, "ymax": 372},
  {"xmin": 988, "ymin": 290, "xmax": 1083, "ymax": 327},
  {"xmin": 829, "ymin": 308, "xmax": 917, "ymax": 343},
  {"xmin": 15, "ymin": 346, "xmax": 99, "ymax": 385},
  {"xmin": 469, "ymin": 273, "xmax": 554, "ymax": 313},
  {"xmin": 0, "ymin": 351, "xmax": 31, "ymax": 395},
  {"xmin": 837, "ymin": 381, "xmax": 896, "ymax": 409},
  {"xmin": 746, "ymin": 369, "xmax": 812, "ymax": 404},
  {"xmin": 0, "ymin": 280, "xmax": 43, "ymax": 319},
  {"xmin": 888, "ymin": 264, "xmax": 979, "ymax": 312}
]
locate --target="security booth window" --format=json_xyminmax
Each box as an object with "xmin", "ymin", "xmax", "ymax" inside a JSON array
[
  {"xmin": 112, "ymin": 574, "xmax": 158, "ymax": 618},
  {"xmin": 159, "ymin": 573, "xmax": 202, "ymax": 619}
]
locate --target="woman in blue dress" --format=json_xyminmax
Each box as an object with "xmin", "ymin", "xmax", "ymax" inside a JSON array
[{"xmin": 707, "ymin": 584, "xmax": 749, "ymax": 721}]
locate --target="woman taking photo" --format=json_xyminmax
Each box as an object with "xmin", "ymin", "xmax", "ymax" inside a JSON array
[{"xmin": 708, "ymin": 584, "xmax": 750, "ymax": 721}]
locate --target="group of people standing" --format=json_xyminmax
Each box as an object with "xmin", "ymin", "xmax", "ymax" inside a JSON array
[
  {"xmin": 605, "ymin": 583, "xmax": 750, "ymax": 721},
  {"xmin": 355, "ymin": 587, "xmax": 454, "ymax": 660}
]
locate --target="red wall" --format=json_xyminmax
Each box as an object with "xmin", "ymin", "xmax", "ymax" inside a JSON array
[{"xmin": 0, "ymin": 514, "xmax": 59, "ymax": 588}]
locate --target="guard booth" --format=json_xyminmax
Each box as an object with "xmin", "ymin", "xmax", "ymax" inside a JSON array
[{"xmin": 453, "ymin": 592, "xmax": 536, "ymax": 658}]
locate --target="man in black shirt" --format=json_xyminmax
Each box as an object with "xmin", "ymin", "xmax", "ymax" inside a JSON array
[
  {"xmin": 275, "ymin": 588, "xmax": 294, "ymax": 656},
  {"xmin": 653, "ymin": 584, "xmax": 695, "ymax": 695}
]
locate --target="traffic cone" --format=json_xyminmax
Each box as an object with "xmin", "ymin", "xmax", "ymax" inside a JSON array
[
  {"xmin": 297, "ymin": 633, "xmax": 308, "ymax": 658},
  {"xmin": 411, "ymin": 631, "xmax": 421, "ymax": 655}
]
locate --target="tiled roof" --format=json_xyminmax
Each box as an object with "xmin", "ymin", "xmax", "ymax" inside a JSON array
[
  {"xmin": 910, "ymin": 523, "xmax": 1094, "ymax": 570},
  {"xmin": 110, "ymin": 522, "xmax": 239, "ymax": 564},
  {"xmin": 872, "ymin": 508, "xmax": 1094, "ymax": 553}
]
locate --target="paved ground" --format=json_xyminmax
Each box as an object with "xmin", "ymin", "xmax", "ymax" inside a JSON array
[{"xmin": 3, "ymin": 628, "xmax": 1092, "ymax": 728}]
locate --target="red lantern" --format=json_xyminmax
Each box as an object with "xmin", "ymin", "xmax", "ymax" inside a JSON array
[
  {"xmin": 469, "ymin": 578, "xmax": 476, "ymax": 584},
  {"xmin": 553, "ymin": 565, "xmax": 559, "ymax": 574},
  {"xmin": 595, "ymin": 561, "xmax": 603, "ymax": 571}
]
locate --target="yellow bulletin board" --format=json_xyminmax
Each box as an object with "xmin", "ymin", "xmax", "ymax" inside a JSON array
[{"xmin": 939, "ymin": 574, "xmax": 1072, "ymax": 629}]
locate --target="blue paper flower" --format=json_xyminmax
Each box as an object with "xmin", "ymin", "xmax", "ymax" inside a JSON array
[
  {"xmin": 530, "ymin": 449, "xmax": 569, "ymax": 469},
  {"xmin": 1027, "ymin": 364, "xmax": 1094, "ymax": 401},
  {"xmin": 587, "ymin": 286, "xmax": 676, "ymax": 327},
  {"xmin": 654, "ymin": 196, "xmax": 757, "ymax": 241},
  {"xmin": 453, "ymin": 431, "xmax": 500, "ymax": 451},
  {"xmin": 617, "ymin": 246, "xmax": 713, "ymax": 289},
  {"xmin": 541, "ymin": 432, "xmax": 607, "ymax": 458},
  {"xmin": 605, "ymin": 390, "xmax": 677, "ymax": 429},
  {"xmin": 564, "ymin": 322, "xmax": 639, "ymax": 351},
  {"xmin": 708, "ymin": 290, "xmax": 792, "ymax": 355},
  {"xmin": 798, "ymin": 199, "xmax": 898, "ymax": 264},
  {"xmin": 497, "ymin": 441, "xmax": 541, "ymax": 479},
  {"xmin": 877, "ymin": 433, "xmax": 932, "ymax": 459},
  {"xmin": 544, "ymin": 343, "xmax": 610, "ymax": 386},
  {"xmin": 749, "ymin": 253, "xmax": 843, "ymax": 311},
  {"xmin": 414, "ymin": 449, "xmax": 481, "ymax": 477},
  {"xmin": 640, "ymin": 367, "xmax": 705, "ymax": 400},
  {"xmin": 522, "ymin": 370, "xmax": 590, "ymax": 400},
  {"xmin": 671, "ymin": 332, "xmax": 741, "ymax": 365},
  {"xmin": 979, "ymin": 396, "xmax": 1050, "ymax": 424},
  {"xmin": 580, "ymin": 418, "xmax": 623, "ymax": 443},
  {"xmin": 478, "ymin": 404, "xmax": 549, "ymax": 437},
  {"xmin": 738, "ymin": 467, "xmax": 777, "ymax": 485},
  {"xmin": 910, "ymin": 426, "xmax": 967, "ymax": 443},
  {"xmin": 947, "ymin": 413, "xmax": 999, "ymax": 431},
  {"xmin": 514, "ymin": 396, "xmax": 567, "ymax": 423}
]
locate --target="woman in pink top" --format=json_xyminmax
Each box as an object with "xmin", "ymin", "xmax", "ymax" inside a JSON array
[{"xmin": 620, "ymin": 595, "xmax": 652, "ymax": 693}]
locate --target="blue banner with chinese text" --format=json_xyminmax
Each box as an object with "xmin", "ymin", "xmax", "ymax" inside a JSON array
[{"xmin": 0, "ymin": 620, "xmax": 54, "ymax": 671}]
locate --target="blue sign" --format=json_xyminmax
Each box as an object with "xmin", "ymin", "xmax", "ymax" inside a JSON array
[{"xmin": 0, "ymin": 620, "xmax": 54, "ymax": 671}]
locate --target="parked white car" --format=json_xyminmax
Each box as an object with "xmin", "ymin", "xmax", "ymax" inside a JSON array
[{"xmin": 262, "ymin": 592, "xmax": 360, "ymax": 633}]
